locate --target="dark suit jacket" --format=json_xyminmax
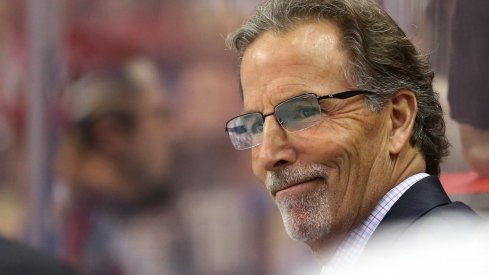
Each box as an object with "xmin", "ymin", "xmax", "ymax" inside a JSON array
[
  {"xmin": 0, "ymin": 236, "xmax": 76, "ymax": 275},
  {"xmin": 366, "ymin": 175, "xmax": 485, "ymax": 254},
  {"xmin": 356, "ymin": 175, "xmax": 488, "ymax": 273}
]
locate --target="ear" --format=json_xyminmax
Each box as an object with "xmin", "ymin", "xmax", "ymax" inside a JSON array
[
  {"xmin": 92, "ymin": 116, "xmax": 132, "ymax": 159},
  {"xmin": 388, "ymin": 89, "xmax": 417, "ymax": 155}
]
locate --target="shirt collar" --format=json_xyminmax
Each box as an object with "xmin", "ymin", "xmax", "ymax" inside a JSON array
[{"xmin": 321, "ymin": 173, "xmax": 430, "ymax": 275}]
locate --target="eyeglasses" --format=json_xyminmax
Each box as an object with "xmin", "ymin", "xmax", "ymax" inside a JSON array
[{"xmin": 225, "ymin": 89, "xmax": 373, "ymax": 150}]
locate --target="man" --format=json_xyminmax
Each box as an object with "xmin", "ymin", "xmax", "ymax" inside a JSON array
[
  {"xmin": 224, "ymin": 0, "xmax": 485, "ymax": 273},
  {"xmin": 56, "ymin": 58, "xmax": 192, "ymax": 274}
]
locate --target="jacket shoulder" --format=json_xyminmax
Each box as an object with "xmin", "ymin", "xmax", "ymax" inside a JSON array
[{"xmin": 0, "ymin": 236, "xmax": 76, "ymax": 275}]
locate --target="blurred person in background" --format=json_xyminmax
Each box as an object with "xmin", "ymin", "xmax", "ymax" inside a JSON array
[
  {"xmin": 448, "ymin": 0, "xmax": 489, "ymax": 178},
  {"xmin": 225, "ymin": 0, "xmax": 486, "ymax": 273},
  {"xmin": 55, "ymin": 57, "xmax": 192, "ymax": 275}
]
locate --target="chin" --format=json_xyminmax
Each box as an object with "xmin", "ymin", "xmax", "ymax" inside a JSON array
[
  {"xmin": 276, "ymin": 186, "xmax": 332, "ymax": 242},
  {"xmin": 285, "ymin": 221, "xmax": 331, "ymax": 243}
]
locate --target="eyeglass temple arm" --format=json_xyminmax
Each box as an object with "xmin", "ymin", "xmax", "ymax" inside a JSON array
[{"xmin": 318, "ymin": 89, "xmax": 374, "ymax": 100}]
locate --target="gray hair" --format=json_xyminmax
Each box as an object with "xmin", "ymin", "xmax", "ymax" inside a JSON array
[{"xmin": 226, "ymin": 0, "xmax": 449, "ymax": 175}]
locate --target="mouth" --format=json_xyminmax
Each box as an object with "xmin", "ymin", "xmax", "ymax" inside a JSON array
[{"xmin": 271, "ymin": 177, "xmax": 324, "ymax": 197}]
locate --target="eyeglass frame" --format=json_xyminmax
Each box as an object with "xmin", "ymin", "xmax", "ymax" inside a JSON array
[{"xmin": 225, "ymin": 89, "xmax": 375, "ymax": 150}]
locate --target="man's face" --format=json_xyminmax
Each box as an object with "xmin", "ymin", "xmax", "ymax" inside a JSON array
[{"xmin": 240, "ymin": 21, "xmax": 392, "ymax": 248}]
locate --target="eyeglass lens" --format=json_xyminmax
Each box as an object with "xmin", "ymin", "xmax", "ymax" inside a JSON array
[
  {"xmin": 226, "ymin": 93, "xmax": 322, "ymax": 150},
  {"xmin": 276, "ymin": 94, "xmax": 322, "ymax": 131},
  {"xmin": 226, "ymin": 113, "xmax": 264, "ymax": 150}
]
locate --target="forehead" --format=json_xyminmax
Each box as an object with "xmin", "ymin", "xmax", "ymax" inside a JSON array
[{"xmin": 240, "ymin": 20, "xmax": 350, "ymax": 111}]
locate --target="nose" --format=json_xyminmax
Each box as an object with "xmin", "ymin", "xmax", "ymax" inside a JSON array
[{"xmin": 255, "ymin": 115, "xmax": 297, "ymax": 172}]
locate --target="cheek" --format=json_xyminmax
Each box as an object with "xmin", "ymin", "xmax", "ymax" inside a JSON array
[
  {"xmin": 294, "ymin": 124, "xmax": 355, "ymax": 167},
  {"xmin": 307, "ymin": 111, "xmax": 388, "ymax": 162},
  {"xmin": 300, "ymin": 114, "xmax": 388, "ymax": 196},
  {"xmin": 136, "ymin": 123, "xmax": 169, "ymax": 158}
]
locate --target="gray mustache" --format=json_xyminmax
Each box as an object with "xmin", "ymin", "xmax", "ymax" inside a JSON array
[{"xmin": 265, "ymin": 164, "xmax": 328, "ymax": 193}]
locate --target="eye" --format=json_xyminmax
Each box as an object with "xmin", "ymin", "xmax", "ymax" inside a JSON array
[
  {"xmin": 229, "ymin": 125, "xmax": 247, "ymax": 134},
  {"xmin": 286, "ymin": 104, "xmax": 319, "ymax": 120},
  {"xmin": 298, "ymin": 107, "xmax": 318, "ymax": 118}
]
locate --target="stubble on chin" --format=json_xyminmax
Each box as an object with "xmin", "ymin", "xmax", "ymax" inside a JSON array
[{"xmin": 266, "ymin": 164, "xmax": 332, "ymax": 242}]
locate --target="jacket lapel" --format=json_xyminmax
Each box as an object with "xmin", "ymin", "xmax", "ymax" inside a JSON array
[{"xmin": 367, "ymin": 175, "xmax": 451, "ymax": 244}]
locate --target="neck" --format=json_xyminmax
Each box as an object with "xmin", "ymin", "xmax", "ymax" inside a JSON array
[
  {"xmin": 390, "ymin": 147, "xmax": 427, "ymax": 188},
  {"xmin": 308, "ymin": 232, "xmax": 347, "ymax": 264}
]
